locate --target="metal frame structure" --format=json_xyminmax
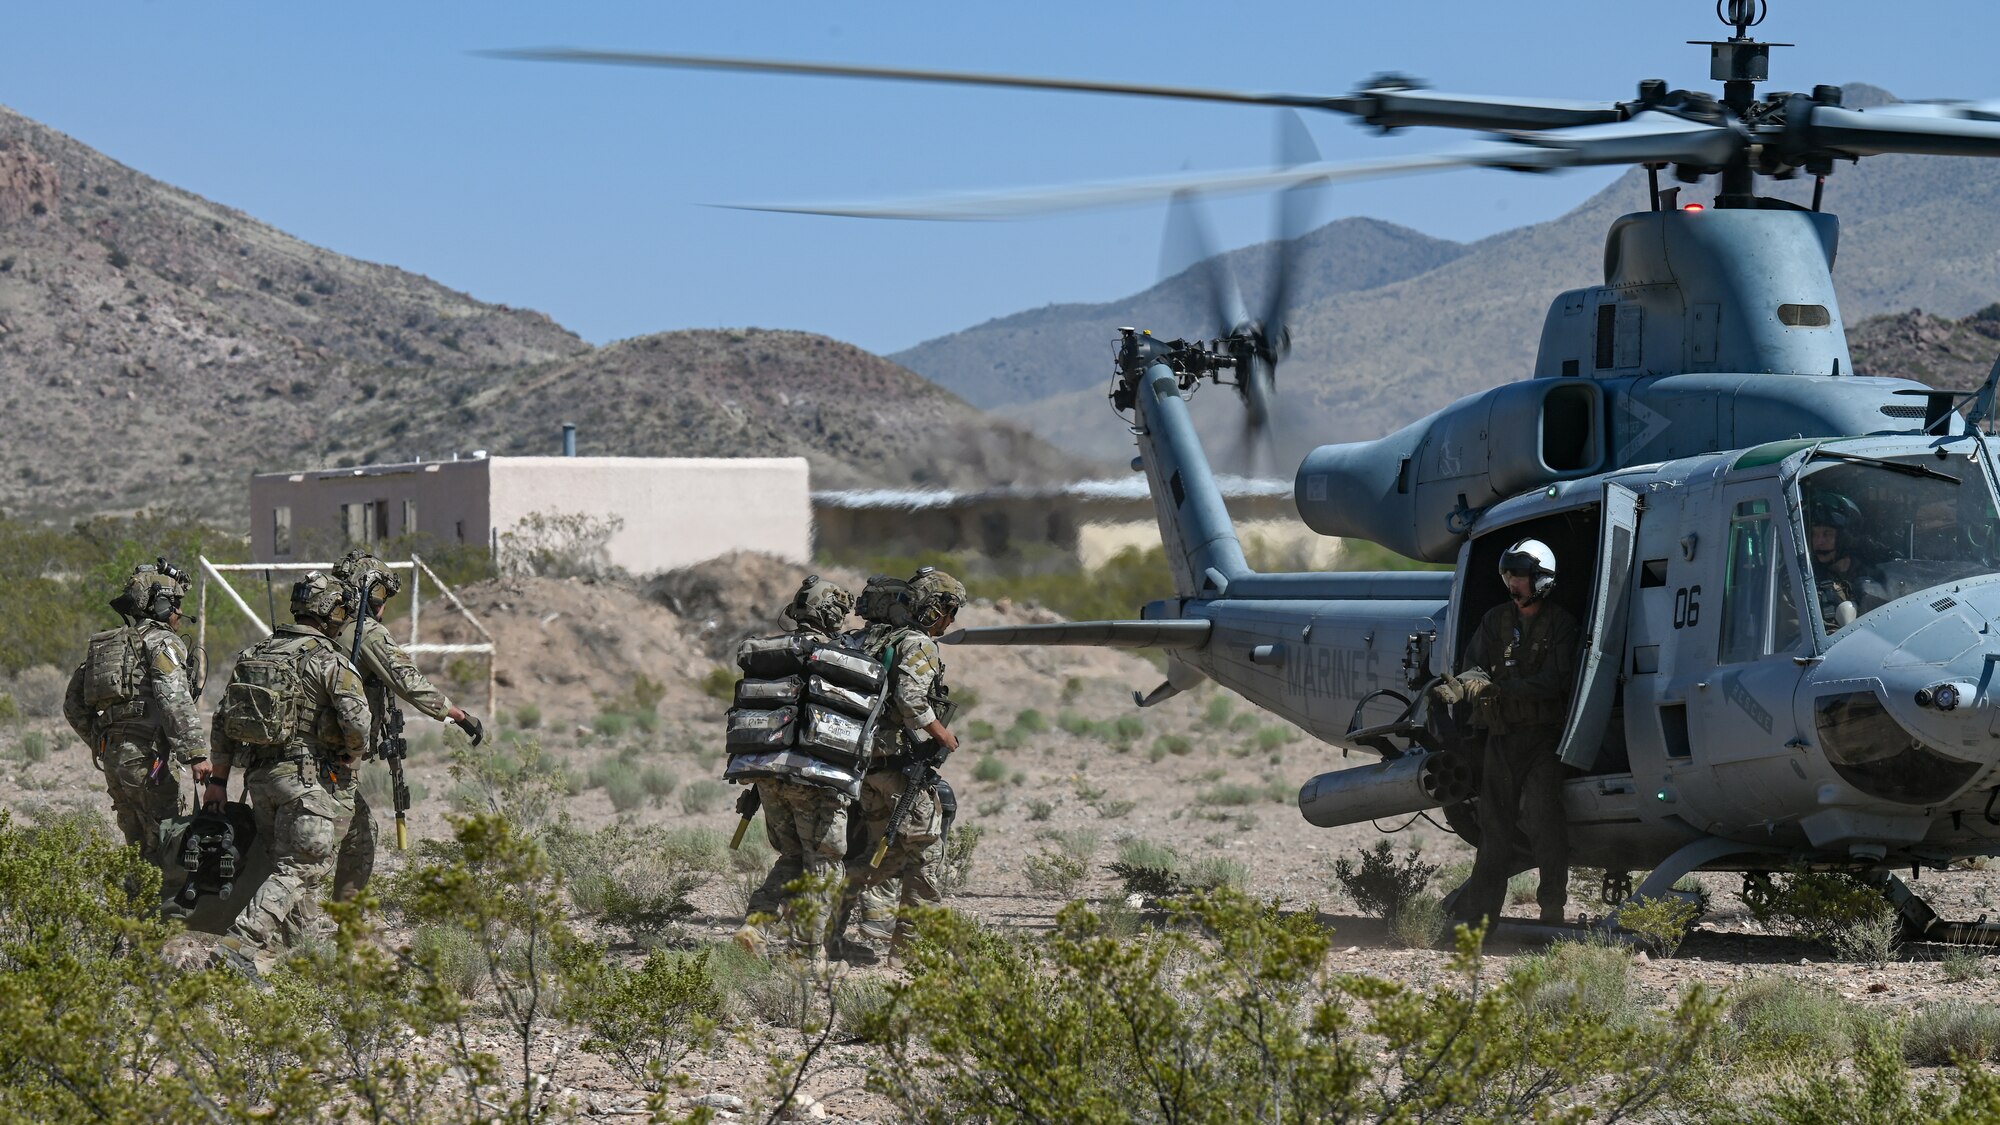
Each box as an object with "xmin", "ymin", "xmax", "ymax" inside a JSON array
[{"xmin": 194, "ymin": 554, "xmax": 498, "ymax": 716}]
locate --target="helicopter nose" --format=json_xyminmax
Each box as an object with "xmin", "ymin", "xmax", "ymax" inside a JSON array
[{"xmin": 1815, "ymin": 594, "xmax": 2000, "ymax": 773}]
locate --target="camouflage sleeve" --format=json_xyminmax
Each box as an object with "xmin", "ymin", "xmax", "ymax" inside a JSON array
[
  {"xmin": 62, "ymin": 661, "xmax": 92, "ymax": 745},
  {"xmin": 311, "ymin": 649, "xmax": 371, "ymax": 757},
  {"xmin": 890, "ymin": 633, "xmax": 943, "ymax": 730},
  {"xmin": 360, "ymin": 619, "xmax": 455, "ymax": 720},
  {"xmin": 144, "ymin": 631, "xmax": 207, "ymax": 765}
]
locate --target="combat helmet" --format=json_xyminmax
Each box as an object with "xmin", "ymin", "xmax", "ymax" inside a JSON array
[
  {"xmin": 907, "ymin": 566, "xmax": 968, "ymax": 630},
  {"xmin": 111, "ymin": 559, "xmax": 191, "ymax": 624},
  {"xmin": 289, "ymin": 570, "xmax": 351, "ymax": 625},
  {"xmin": 1497, "ymin": 539, "xmax": 1557, "ymax": 600},
  {"xmin": 333, "ymin": 548, "xmax": 402, "ymax": 600},
  {"xmin": 782, "ymin": 574, "xmax": 854, "ymax": 636}
]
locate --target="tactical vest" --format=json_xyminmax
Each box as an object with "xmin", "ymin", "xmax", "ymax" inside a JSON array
[
  {"xmin": 859, "ymin": 625, "xmax": 956, "ymax": 731},
  {"xmin": 217, "ymin": 631, "xmax": 328, "ymax": 750},
  {"xmin": 724, "ymin": 630, "xmax": 888, "ymax": 796}
]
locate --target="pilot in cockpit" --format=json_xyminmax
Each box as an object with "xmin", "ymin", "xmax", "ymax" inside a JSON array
[{"xmin": 1807, "ymin": 492, "xmax": 1878, "ymax": 629}]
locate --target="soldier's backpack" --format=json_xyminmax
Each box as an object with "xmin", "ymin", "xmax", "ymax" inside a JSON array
[
  {"xmin": 217, "ymin": 635, "xmax": 316, "ymax": 747},
  {"xmin": 81, "ymin": 627, "xmax": 148, "ymax": 710},
  {"xmin": 855, "ymin": 575, "xmax": 914, "ymax": 628},
  {"xmin": 724, "ymin": 631, "xmax": 889, "ymax": 793}
]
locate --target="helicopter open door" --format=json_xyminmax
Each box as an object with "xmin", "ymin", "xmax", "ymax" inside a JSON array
[{"xmin": 1558, "ymin": 483, "xmax": 1640, "ymax": 768}]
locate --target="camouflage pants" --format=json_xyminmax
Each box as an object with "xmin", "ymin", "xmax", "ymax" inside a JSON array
[
  {"xmin": 842, "ymin": 768, "xmax": 942, "ymax": 933},
  {"xmin": 748, "ymin": 779, "xmax": 850, "ymax": 947},
  {"xmin": 329, "ymin": 768, "xmax": 375, "ymax": 901},
  {"xmin": 227, "ymin": 757, "xmax": 338, "ymax": 952},
  {"xmin": 98, "ymin": 736, "xmax": 182, "ymax": 867}
]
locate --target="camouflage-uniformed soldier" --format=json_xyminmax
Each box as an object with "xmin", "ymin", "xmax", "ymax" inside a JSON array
[
  {"xmin": 62, "ymin": 561, "xmax": 205, "ymax": 866},
  {"xmin": 205, "ymin": 571, "xmax": 370, "ymax": 955},
  {"xmin": 735, "ymin": 576, "xmax": 859, "ymax": 960},
  {"xmin": 838, "ymin": 567, "xmax": 966, "ymax": 954},
  {"xmin": 328, "ymin": 550, "xmax": 485, "ymax": 898}
]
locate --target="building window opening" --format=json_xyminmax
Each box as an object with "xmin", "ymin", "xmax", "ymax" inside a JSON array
[{"xmin": 273, "ymin": 506, "xmax": 292, "ymax": 556}]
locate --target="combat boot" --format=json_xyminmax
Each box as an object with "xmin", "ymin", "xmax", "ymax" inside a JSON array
[{"xmin": 732, "ymin": 921, "xmax": 772, "ymax": 959}]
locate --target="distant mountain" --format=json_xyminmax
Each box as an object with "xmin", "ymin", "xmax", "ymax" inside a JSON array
[
  {"xmin": 893, "ymin": 85, "xmax": 2000, "ymax": 466},
  {"xmin": 323, "ymin": 327, "xmax": 1100, "ymax": 492},
  {"xmin": 0, "ymin": 105, "xmax": 1087, "ymax": 522},
  {"xmin": 1849, "ymin": 305, "xmax": 2000, "ymax": 388}
]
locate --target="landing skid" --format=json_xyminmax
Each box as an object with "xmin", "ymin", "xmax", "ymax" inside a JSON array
[{"xmin": 1882, "ymin": 874, "xmax": 2000, "ymax": 947}]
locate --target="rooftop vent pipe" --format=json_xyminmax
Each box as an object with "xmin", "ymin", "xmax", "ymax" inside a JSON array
[{"xmin": 562, "ymin": 423, "xmax": 577, "ymax": 457}]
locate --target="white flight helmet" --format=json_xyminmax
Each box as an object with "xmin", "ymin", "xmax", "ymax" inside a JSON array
[{"xmin": 1498, "ymin": 538, "xmax": 1557, "ymax": 599}]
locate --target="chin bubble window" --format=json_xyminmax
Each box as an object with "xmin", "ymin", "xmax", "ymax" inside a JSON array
[{"xmin": 1814, "ymin": 690, "xmax": 1981, "ymax": 804}]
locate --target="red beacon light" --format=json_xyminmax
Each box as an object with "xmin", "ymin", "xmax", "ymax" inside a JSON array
[{"xmin": 1682, "ymin": 202, "xmax": 1706, "ymax": 212}]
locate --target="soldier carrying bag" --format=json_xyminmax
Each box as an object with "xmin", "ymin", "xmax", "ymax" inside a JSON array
[
  {"xmin": 217, "ymin": 636, "xmax": 315, "ymax": 749},
  {"xmin": 724, "ymin": 631, "xmax": 891, "ymax": 794}
]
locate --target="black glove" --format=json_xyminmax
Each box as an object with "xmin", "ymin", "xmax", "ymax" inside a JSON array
[{"xmin": 455, "ymin": 712, "xmax": 485, "ymax": 746}]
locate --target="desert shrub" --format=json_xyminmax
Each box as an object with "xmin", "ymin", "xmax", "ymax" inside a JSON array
[
  {"xmin": 1737, "ymin": 1024, "xmax": 2000, "ymax": 1124},
  {"xmin": 512, "ymin": 702, "xmax": 542, "ymax": 729},
  {"xmin": 1155, "ymin": 734, "xmax": 1193, "ymax": 757},
  {"xmin": 1095, "ymin": 798, "xmax": 1137, "ymax": 820},
  {"xmin": 834, "ymin": 975, "xmax": 898, "ymax": 1042},
  {"xmin": 1904, "ymin": 1001, "xmax": 2000, "ymax": 1066},
  {"xmin": 639, "ymin": 764, "xmax": 679, "ymax": 802},
  {"xmin": 1507, "ymin": 871, "xmax": 1540, "ymax": 905},
  {"xmin": 863, "ymin": 892, "xmax": 1726, "ymax": 1124},
  {"xmin": 1183, "ymin": 854, "xmax": 1249, "ymax": 892},
  {"xmin": 549, "ymin": 824, "xmax": 720, "ymax": 938},
  {"xmin": 591, "ymin": 710, "xmax": 630, "ymax": 739},
  {"xmin": 1201, "ymin": 695, "xmax": 1234, "ymax": 728},
  {"xmin": 1724, "ymin": 975, "xmax": 1872, "ymax": 1064},
  {"xmin": 597, "ymin": 762, "xmax": 645, "ymax": 812},
  {"xmin": 569, "ymin": 947, "xmax": 722, "ymax": 1090},
  {"xmin": 0, "ymin": 694, "xmax": 16, "ymax": 724},
  {"xmin": 971, "ymin": 753, "xmax": 1007, "ymax": 784},
  {"xmin": 731, "ymin": 828, "xmax": 773, "ymax": 874},
  {"xmin": 1942, "ymin": 948, "xmax": 1991, "ymax": 983},
  {"xmin": 1026, "ymin": 798, "xmax": 1055, "ymax": 822},
  {"xmin": 1110, "ymin": 837, "xmax": 1185, "ymax": 898},
  {"xmin": 1390, "ymin": 892, "xmax": 1449, "ymax": 949},
  {"xmin": 1518, "ymin": 940, "xmax": 1635, "ymax": 1024},
  {"xmin": 1744, "ymin": 869, "xmax": 1900, "ymax": 962},
  {"xmin": 1261, "ymin": 775, "xmax": 1293, "ymax": 804},
  {"xmin": 698, "ymin": 666, "xmax": 738, "ymax": 703},
  {"xmin": 680, "ymin": 780, "xmax": 726, "ymax": 815},
  {"xmin": 976, "ymin": 796, "xmax": 1006, "ymax": 818},
  {"xmin": 357, "ymin": 763, "xmax": 429, "ymax": 813},
  {"xmin": 1014, "ymin": 708, "xmax": 1049, "ymax": 734},
  {"xmin": 1197, "ymin": 782, "xmax": 1260, "ymax": 807},
  {"xmin": 936, "ymin": 823, "xmax": 984, "ymax": 896},
  {"xmin": 1619, "ymin": 895, "xmax": 1702, "ymax": 957},
  {"xmin": 1112, "ymin": 715, "xmax": 1145, "ymax": 742},
  {"xmin": 966, "ymin": 718, "xmax": 997, "ymax": 741},
  {"xmin": 1333, "ymin": 839, "xmax": 1438, "ymax": 921},
  {"xmin": 1023, "ymin": 850, "xmax": 1087, "ymax": 895},
  {"xmin": 411, "ymin": 921, "xmax": 486, "ymax": 999},
  {"xmin": 1039, "ymin": 826, "xmax": 1101, "ymax": 864},
  {"xmin": 1254, "ymin": 725, "xmax": 1297, "ymax": 751},
  {"xmin": 18, "ymin": 730, "xmax": 48, "ymax": 765}
]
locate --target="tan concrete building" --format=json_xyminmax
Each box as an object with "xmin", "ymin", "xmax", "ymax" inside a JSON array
[
  {"xmin": 250, "ymin": 454, "xmax": 812, "ymax": 574},
  {"xmin": 811, "ymin": 476, "xmax": 1339, "ymax": 569}
]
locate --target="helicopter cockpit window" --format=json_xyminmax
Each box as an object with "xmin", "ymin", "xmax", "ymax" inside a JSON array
[
  {"xmin": 1719, "ymin": 499, "xmax": 1805, "ymax": 664},
  {"xmin": 1798, "ymin": 452, "xmax": 2000, "ymax": 633},
  {"xmin": 1778, "ymin": 304, "xmax": 1832, "ymax": 328}
]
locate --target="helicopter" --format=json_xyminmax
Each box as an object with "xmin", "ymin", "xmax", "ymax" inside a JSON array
[{"xmin": 501, "ymin": 2, "xmax": 2000, "ymax": 940}]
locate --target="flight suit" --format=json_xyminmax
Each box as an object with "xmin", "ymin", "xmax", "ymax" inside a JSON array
[
  {"xmin": 330, "ymin": 615, "xmax": 459, "ymax": 899},
  {"xmin": 211, "ymin": 625, "xmax": 370, "ymax": 951},
  {"xmin": 63, "ymin": 620, "xmax": 204, "ymax": 865},
  {"xmin": 1453, "ymin": 598, "xmax": 1581, "ymax": 928}
]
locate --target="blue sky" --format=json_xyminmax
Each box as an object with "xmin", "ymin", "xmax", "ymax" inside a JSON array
[{"xmin": 5, "ymin": 1, "xmax": 1995, "ymax": 355}]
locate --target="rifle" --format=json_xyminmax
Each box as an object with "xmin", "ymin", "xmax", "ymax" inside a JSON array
[
  {"xmin": 870, "ymin": 745, "xmax": 945, "ymax": 869},
  {"xmin": 347, "ymin": 572, "xmax": 413, "ymax": 851},
  {"xmin": 730, "ymin": 786, "xmax": 761, "ymax": 849}
]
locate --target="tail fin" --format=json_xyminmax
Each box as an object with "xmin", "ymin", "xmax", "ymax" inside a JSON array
[{"xmin": 1122, "ymin": 336, "xmax": 1250, "ymax": 599}]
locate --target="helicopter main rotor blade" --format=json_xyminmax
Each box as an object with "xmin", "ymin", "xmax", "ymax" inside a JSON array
[
  {"xmin": 726, "ymin": 110, "xmax": 1741, "ymax": 221},
  {"xmin": 1800, "ymin": 103, "xmax": 2000, "ymax": 159},
  {"xmin": 486, "ymin": 46, "xmax": 1345, "ymax": 111},
  {"xmin": 1263, "ymin": 110, "xmax": 1326, "ymax": 358},
  {"xmin": 488, "ymin": 47, "xmax": 1630, "ymax": 132}
]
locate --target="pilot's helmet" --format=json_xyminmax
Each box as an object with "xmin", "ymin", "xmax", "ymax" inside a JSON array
[
  {"xmin": 1498, "ymin": 539, "xmax": 1557, "ymax": 599},
  {"xmin": 1808, "ymin": 492, "xmax": 1861, "ymax": 532}
]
